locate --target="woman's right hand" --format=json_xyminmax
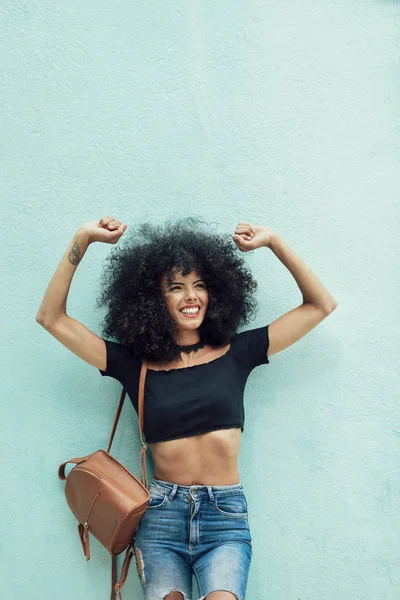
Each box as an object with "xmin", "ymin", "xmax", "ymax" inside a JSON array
[{"xmin": 79, "ymin": 216, "xmax": 128, "ymax": 244}]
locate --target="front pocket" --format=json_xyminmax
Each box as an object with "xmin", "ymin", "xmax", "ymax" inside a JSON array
[
  {"xmin": 214, "ymin": 493, "xmax": 248, "ymax": 518},
  {"xmin": 146, "ymin": 485, "xmax": 169, "ymax": 509}
]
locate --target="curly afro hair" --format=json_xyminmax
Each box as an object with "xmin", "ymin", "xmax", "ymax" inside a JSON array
[{"xmin": 95, "ymin": 216, "xmax": 261, "ymax": 362}]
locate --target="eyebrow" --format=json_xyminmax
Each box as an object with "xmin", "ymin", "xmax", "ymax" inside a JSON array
[{"xmin": 167, "ymin": 279, "xmax": 204, "ymax": 287}]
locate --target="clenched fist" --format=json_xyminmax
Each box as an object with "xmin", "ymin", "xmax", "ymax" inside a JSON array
[{"xmin": 80, "ymin": 216, "xmax": 128, "ymax": 244}]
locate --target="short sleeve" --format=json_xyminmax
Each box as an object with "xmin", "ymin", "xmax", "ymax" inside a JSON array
[
  {"xmin": 99, "ymin": 338, "xmax": 136, "ymax": 383},
  {"xmin": 235, "ymin": 325, "xmax": 270, "ymax": 373}
]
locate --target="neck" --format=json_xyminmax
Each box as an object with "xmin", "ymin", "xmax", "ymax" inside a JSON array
[
  {"xmin": 171, "ymin": 330, "xmax": 205, "ymax": 354},
  {"xmin": 172, "ymin": 332, "xmax": 201, "ymax": 346}
]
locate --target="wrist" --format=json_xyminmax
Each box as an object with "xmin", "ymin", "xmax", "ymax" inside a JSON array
[
  {"xmin": 75, "ymin": 227, "xmax": 92, "ymax": 245},
  {"xmin": 266, "ymin": 230, "xmax": 281, "ymax": 251}
]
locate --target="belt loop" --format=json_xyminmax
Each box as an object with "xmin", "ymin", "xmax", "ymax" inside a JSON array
[
  {"xmin": 207, "ymin": 485, "xmax": 214, "ymax": 502},
  {"xmin": 168, "ymin": 484, "xmax": 178, "ymax": 501}
]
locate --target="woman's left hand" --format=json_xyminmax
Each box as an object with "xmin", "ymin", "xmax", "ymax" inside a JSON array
[{"xmin": 232, "ymin": 223, "xmax": 275, "ymax": 252}]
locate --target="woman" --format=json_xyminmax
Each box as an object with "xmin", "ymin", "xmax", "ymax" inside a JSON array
[{"xmin": 36, "ymin": 216, "xmax": 337, "ymax": 600}]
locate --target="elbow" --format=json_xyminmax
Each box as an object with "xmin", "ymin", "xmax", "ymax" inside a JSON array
[
  {"xmin": 36, "ymin": 312, "xmax": 54, "ymax": 327},
  {"xmin": 327, "ymin": 300, "xmax": 338, "ymax": 314},
  {"xmin": 307, "ymin": 299, "xmax": 338, "ymax": 314},
  {"xmin": 36, "ymin": 314, "xmax": 47, "ymax": 327},
  {"xmin": 36, "ymin": 312, "xmax": 66, "ymax": 328}
]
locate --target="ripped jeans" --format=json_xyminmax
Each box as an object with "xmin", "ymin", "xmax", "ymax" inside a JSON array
[{"xmin": 133, "ymin": 478, "xmax": 253, "ymax": 600}]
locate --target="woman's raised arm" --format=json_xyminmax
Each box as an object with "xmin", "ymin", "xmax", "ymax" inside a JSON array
[{"xmin": 36, "ymin": 217, "xmax": 127, "ymax": 371}]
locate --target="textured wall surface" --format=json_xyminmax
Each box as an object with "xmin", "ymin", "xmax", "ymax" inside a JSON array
[{"xmin": 1, "ymin": 1, "xmax": 399, "ymax": 599}]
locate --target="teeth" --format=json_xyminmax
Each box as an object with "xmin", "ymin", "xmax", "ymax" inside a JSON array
[{"xmin": 181, "ymin": 307, "xmax": 200, "ymax": 314}]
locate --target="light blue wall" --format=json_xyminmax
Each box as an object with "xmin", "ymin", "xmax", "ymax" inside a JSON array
[{"xmin": 1, "ymin": 1, "xmax": 399, "ymax": 599}]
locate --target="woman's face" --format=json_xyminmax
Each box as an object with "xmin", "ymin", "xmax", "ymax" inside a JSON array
[{"xmin": 161, "ymin": 269, "xmax": 209, "ymax": 331}]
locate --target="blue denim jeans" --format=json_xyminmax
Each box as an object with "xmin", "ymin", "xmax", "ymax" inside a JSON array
[{"xmin": 133, "ymin": 477, "xmax": 253, "ymax": 600}]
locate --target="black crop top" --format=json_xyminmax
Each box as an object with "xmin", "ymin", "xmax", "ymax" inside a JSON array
[{"xmin": 99, "ymin": 325, "xmax": 270, "ymax": 444}]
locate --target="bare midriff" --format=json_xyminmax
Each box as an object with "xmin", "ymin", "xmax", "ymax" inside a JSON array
[
  {"xmin": 151, "ymin": 427, "xmax": 242, "ymax": 486},
  {"xmin": 147, "ymin": 342, "xmax": 242, "ymax": 486}
]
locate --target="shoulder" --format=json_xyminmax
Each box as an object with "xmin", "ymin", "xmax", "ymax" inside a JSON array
[
  {"xmin": 230, "ymin": 324, "xmax": 270, "ymax": 370},
  {"xmin": 99, "ymin": 338, "xmax": 141, "ymax": 381}
]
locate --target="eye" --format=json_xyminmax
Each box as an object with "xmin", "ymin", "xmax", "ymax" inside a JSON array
[{"xmin": 170, "ymin": 283, "xmax": 206, "ymax": 291}]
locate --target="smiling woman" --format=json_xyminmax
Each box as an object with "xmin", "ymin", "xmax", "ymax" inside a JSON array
[{"xmin": 37, "ymin": 212, "xmax": 336, "ymax": 600}]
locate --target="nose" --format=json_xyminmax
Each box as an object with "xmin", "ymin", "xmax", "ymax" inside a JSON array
[{"xmin": 185, "ymin": 290, "xmax": 199, "ymax": 302}]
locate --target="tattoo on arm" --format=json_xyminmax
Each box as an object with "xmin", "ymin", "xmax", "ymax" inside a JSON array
[{"xmin": 68, "ymin": 241, "xmax": 81, "ymax": 266}]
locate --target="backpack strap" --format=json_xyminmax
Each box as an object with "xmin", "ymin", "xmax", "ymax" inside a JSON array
[
  {"xmin": 78, "ymin": 522, "xmax": 91, "ymax": 561},
  {"xmin": 107, "ymin": 358, "xmax": 149, "ymax": 489},
  {"xmin": 110, "ymin": 541, "xmax": 135, "ymax": 599},
  {"xmin": 107, "ymin": 388, "xmax": 126, "ymax": 453},
  {"xmin": 58, "ymin": 456, "xmax": 89, "ymax": 480},
  {"xmin": 138, "ymin": 359, "xmax": 149, "ymax": 489},
  {"xmin": 109, "ymin": 359, "xmax": 149, "ymax": 598}
]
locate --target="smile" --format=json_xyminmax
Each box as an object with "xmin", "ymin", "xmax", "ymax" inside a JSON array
[{"xmin": 179, "ymin": 307, "xmax": 200, "ymax": 317}]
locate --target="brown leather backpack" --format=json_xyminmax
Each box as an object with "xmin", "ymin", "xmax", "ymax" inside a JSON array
[{"xmin": 58, "ymin": 358, "xmax": 150, "ymax": 599}]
